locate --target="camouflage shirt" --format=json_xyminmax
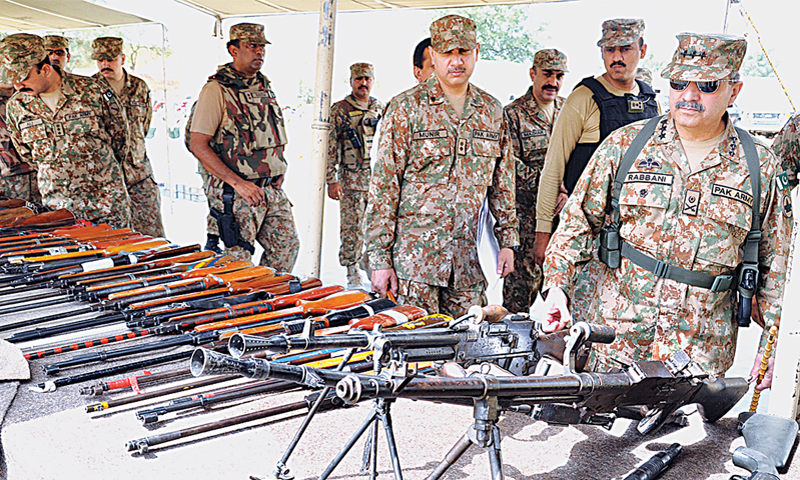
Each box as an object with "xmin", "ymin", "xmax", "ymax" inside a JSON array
[
  {"xmin": 203, "ymin": 63, "xmax": 288, "ymax": 180},
  {"xmin": 364, "ymin": 76, "xmax": 519, "ymax": 287},
  {"xmin": 326, "ymin": 94, "xmax": 383, "ymax": 191},
  {"xmin": 6, "ymin": 72, "xmax": 131, "ymax": 224},
  {"xmin": 542, "ymin": 114, "xmax": 792, "ymax": 375},
  {"xmin": 772, "ymin": 113, "xmax": 800, "ymax": 189},
  {"xmin": 93, "ymin": 69, "xmax": 154, "ymax": 185},
  {"xmin": 0, "ymin": 89, "xmax": 33, "ymax": 177},
  {"xmin": 504, "ymin": 87, "xmax": 564, "ymax": 192}
]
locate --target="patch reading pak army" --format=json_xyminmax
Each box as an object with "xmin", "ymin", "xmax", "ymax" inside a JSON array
[
  {"xmin": 521, "ymin": 130, "xmax": 546, "ymax": 139},
  {"xmin": 776, "ymin": 172, "xmax": 790, "ymax": 192},
  {"xmin": 19, "ymin": 118, "xmax": 44, "ymax": 130},
  {"xmin": 412, "ymin": 129, "xmax": 448, "ymax": 141},
  {"xmin": 473, "ymin": 130, "xmax": 500, "ymax": 141},
  {"xmin": 243, "ymin": 91, "xmax": 270, "ymax": 103},
  {"xmin": 711, "ymin": 184, "xmax": 753, "ymax": 207},
  {"xmin": 682, "ymin": 189, "xmax": 700, "ymax": 216},
  {"xmin": 64, "ymin": 111, "xmax": 94, "ymax": 121},
  {"xmin": 623, "ymin": 172, "xmax": 674, "ymax": 185}
]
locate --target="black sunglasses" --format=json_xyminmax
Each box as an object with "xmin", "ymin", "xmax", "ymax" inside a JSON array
[{"xmin": 669, "ymin": 80, "xmax": 724, "ymax": 94}]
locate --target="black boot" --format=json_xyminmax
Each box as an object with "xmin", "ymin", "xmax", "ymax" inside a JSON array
[{"xmin": 204, "ymin": 234, "xmax": 223, "ymax": 254}]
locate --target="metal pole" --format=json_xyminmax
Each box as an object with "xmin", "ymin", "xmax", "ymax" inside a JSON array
[{"xmin": 305, "ymin": 0, "xmax": 338, "ymax": 278}]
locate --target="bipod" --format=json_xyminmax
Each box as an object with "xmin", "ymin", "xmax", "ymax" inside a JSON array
[
  {"xmin": 426, "ymin": 396, "xmax": 504, "ymax": 480},
  {"xmin": 270, "ymin": 348, "xmax": 357, "ymax": 480}
]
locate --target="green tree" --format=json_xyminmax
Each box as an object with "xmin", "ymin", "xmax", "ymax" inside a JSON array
[
  {"xmin": 740, "ymin": 49, "xmax": 776, "ymax": 77},
  {"xmin": 430, "ymin": 6, "xmax": 546, "ymax": 64}
]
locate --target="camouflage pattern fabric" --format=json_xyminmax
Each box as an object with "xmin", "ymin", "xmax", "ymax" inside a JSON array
[
  {"xmin": 128, "ymin": 177, "xmax": 164, "ymax": 237},
  {"xmin": 0, "ymin": 34, "xmax": 46, "ymax": 85},
  {"xmin": 43, "ymin": 35, "xmax": 69, "ymax": 50},
  {"xmin": 660, "ymin": 33, "xmax": 747, "ymax": 81},
  {"xmin": 93, "ymin": 69, "xmax": 163, "ymax": 235},
  {"xmin": 533, "ymin": 49, "xmax": 569, "ymax": 72},
  {"xmin": 430, "ymin": 15, "xmax": 477, "ymax": 53},
  {"xmin": 364, "ymin": 75, "xmax": 519, "ymax": 290},
  {"xmin": 6, "ymin": 72, "xmax": 131, "ymax": 227},
  {"xmin": 230, "ymin": 23, "xmax": 269, "ymax": 45},
  {"xmin": 327, "ymin": 94, "xmax": 383, "ymax": 267},
  {"xmin": 542, "ymin": 114, "xmax": 792, "ymax": 375},
  {"xmin": 635, "ymin": 67, "xmax": 653, "ymax": 85},
  {"xmin": 206, "ymin": 180, "xmax": 298, "ymax": 271},
  {"xmin": 338, "ymin": 189, "xmax": 367, "ymax": 267},
  {"xmin": 91, "ymin": 37, "xmax": 122, "ymax": 61},
  {"xmin": 206, "ymin": 63, "xmax": 288, "ymax": 180},
  {"xmin": 596, "ymin": 18, "xmax": 645, "ymax": 47},
  {"xmin": 773, "ymin": 113, "xmax": 800, "ymax": 189},
  {"xmin": 502, "ymin": 88, "xmax": 564, "ymax": 313},
  {"xmin": 349, "ymin": 63, "xmax": 374, "ymax": 78},
  {"xmin": 398, "ymin": 277, "xmax": 486, "ymax": 318},
  {"xmin": 0, "ymin": 89, "xmax": 39, "ymax": 202}
]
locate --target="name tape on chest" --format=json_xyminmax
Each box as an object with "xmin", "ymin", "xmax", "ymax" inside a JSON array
[
  {"xmin": 412, "ymin": 129, "xmax": 448, "ymax": 141},
  {"xmin": 711, "ymin": 183, "xmax": 753, "ymax": 207},
  {"xmin": 473, "ymin": 130, "xmax": 500, "ymax": 141},
  {"xmin": 19, "ymin": 118, "xmax": 44, "ymax": 130},
  {"xmin": 243, "ymin": 91, "xmax": 271, "ymax": 103},
  {"xmin": 64, "ymin": 111, "xmax": 95, "ymax": 121},
  {"xmin": 131, "ymin": 101, "xmax": 148, "ymax": 107},
  {"xmin": 521, "ymin": 129, "xmax": 547, "ymax": 139},
  {"xmin": 623, "ymin": 172, "xmax": 674, "ymax": 186},
  {"xmin": 348, "ymin": 110, "xmax": 365, "ymax": 118}
]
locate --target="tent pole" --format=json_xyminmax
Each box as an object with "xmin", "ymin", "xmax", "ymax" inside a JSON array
[{"xmin": 304, "ymin": 0, "xmax": 338, "ymax": 278}]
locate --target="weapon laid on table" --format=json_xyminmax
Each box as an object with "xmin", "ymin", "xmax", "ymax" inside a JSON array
[
  {"xmin": 37, "ymin": 290, "xmax": 379, "ymax": 373},
  {"xmin": 0, "ymin": 208, "xmax": 76, "ymax": 232},
  {"xmin": 622, "ymin": 443, "xmax": 682, "ymax": 480},
  {"xmin": 80, "ymin": 370, "xmax": 184, "ymax": 396},
  {"xmin": 191, "ymin": 317, "xmax": 749, "ymax": 480},
  {"xmin": 0, "ymin": 222, "xmax": 110, "ymax": 245}
]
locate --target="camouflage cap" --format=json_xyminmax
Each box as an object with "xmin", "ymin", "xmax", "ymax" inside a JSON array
[
  {"xmin": 230, "ymin": 23, "xmax": 271, "ymax": 45},
  {"xmin": 350, "ymin": 62, "xmax": 374, "ymax": 79},
  {"xmin": 635, "ymin": 67, "xmax": 653, "ymax": 85},
  {"xmin": 430, "ymin": 15, "xmax": 477, "ymax": 53},
  {"xmin": 0, "ymin": 34, "xmax": 47, "ymax": 85},
  {"xmin": 597, "ymin": 18, "xmax": 645, "ymax": 47},
  {"xmin": 43, "ymin": 35, "xmax": 69, "ymax": 50},
  {"xmin": 533, "ymin": 48, "xmax": 568, "ymax": 72},
  {"xmin": 91, "ymin": 37, "xmax": 123, "ymax": 61},
  {"xmin": 660, "ymin": 32, "xmax": 747, "ymax": 81}
]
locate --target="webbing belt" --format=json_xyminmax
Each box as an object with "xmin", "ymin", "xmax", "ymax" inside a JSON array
[{"xmin": 610, "ymin": 116, "xmax": 761, "ymax": 291}]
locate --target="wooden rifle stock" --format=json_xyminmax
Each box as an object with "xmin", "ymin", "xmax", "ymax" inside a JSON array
[
  {"xmin": 346, "ymin": 305, "xmax": 428, "ymax": 330},
  {"xmin": 84, "ymin": 260, "xmax": 252, "ymax": 295},
  {"xmin": 261, "ymin": 278, "xmax": 322, "ymax": 296},
  {"xmin": 2, "ymin": 208, "xmax": 75, "ymax": 229},
  {"xmin": 0, "ymin": 199, "xmax": 27, "ymax": 209},
  {"xmin": 0, "ymin": 219, "xmax": 103, "ymax": 244},
  {"xmin": 296, "ymin": 290, "xmax": 372, "ymax": 314},
  {"xmin": 60, "ymin": 250, "xmax": 218, "ymax": 284},
  {"xmin": 0, "ymin": 207, "xmax": 35, "ymax": 225}
]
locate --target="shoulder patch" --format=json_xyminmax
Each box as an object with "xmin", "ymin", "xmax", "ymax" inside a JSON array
[
  {"xmin": 776, "ymin": 172, "xmax": 791, "ymax": 192},
  {"xmin": 412, "ymin": 129, "xmax": 448, "ymax": 141},
  {"xmin": 711, "ymin": 183, "xmax": 753, "ymax": 207},
  {"xmin": 473, "ymin": 130, "xmax": 500, "ymax": 141},
  {"xmin": 783, "ymin": 194, "xmax": 793, "ymax": 218},
  {"xmin": 102, "ymin": 90, "xmax": 115, "ymax": 102}
]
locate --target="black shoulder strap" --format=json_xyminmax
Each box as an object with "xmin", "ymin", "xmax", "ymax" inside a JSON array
[{"xmin": 735, "ymin": 127, "xmax": 762, "ymax": 266}]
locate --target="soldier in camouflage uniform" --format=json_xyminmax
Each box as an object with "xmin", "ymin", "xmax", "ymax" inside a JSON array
[
  {"xmin": 540, "ymin": 33, "xmax": 791, "ymax": 386},
  {"xmin": 0, "ymin": 34, "xmax": 131, "ymax": 227},
  {"xmin": 772, "ymin": 114, "xmax": 800, "ymax": 190},
  {"xmin": 365, "ymin": 15, "xmax": 519, "ymax": 317},
  {"xmin": 188, "ymin": 23, "xmax": 299, "ymax": 270},
  {"xmin": 0, "ymin": 83, "xmax": 39, "ymax": 202},
  {"xmin": 327, "ymin": 63, "xmax": 383, "ymax": 288},
  {"xmin": 92, "ymin": 37, "xmax": 165, "ymax": 237},
  {"xmin": 502, "ymin": 49, "xmax": 567, "ymax": 313},
  {"xmin": 43, "ymin": 35, "xmax": 70, "ymax": 70}
]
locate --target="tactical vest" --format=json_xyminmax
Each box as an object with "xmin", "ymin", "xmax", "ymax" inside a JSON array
[
  {"xmin": 563, "ymin": 76, "xmax": 658, "ymax": 194},
  {"xmin": 338, "ymin": 97, "xmax": 381, "ymax": 171},
  {"xmin": 207, "ymin": 64, "xmax": 288, "ymax": 180}
]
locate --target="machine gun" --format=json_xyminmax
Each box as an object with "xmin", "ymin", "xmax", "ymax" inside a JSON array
[{"xmin": 191, "ymin": 317, "xmax": 749, "ymax": 480}]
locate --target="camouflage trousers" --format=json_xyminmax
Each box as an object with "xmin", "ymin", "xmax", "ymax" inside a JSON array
[
  {"xmin": 502, "ymin": 189, "xmax": 542, "ymax": 314},
  {"xmin": 128, "ymin": 176, "xmax": 165, "ymax": 237},
  {"xmin": 206, "ymin": 181, "xmax": 299, "ymax": 272},
  {"xmin": 568, "ymin": 254, "xmax": 602, "ymax": 323},
  {"xmin": 338, "ymin": 189, "xmax": 367, "ymax": 267},
  {"xmin": 0, "ymin": 172, "xmax": 41, "ymax": 204},
  {"xmin": 398, "ymin": 277, "xmax": 487, "ymax": 318}
]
